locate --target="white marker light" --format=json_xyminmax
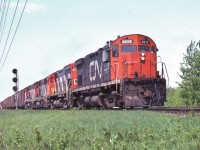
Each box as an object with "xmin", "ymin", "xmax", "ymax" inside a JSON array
[{"xmin": 141, "ymin": 56, "xmax": 145, "ymax": 61}]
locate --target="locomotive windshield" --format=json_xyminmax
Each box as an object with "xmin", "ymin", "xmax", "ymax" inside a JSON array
[
  {"xmin": 121, "ymin": 45, "xmax": 137, "ymax": 53},
  {"xmin": 138, "ymin": 45, "xmax": 150, "ymax": 52}
]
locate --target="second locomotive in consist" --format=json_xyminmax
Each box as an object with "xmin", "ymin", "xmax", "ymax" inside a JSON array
[{"xmin": 1, "ymin": 34, "xmax": 167, "ymax": 109}]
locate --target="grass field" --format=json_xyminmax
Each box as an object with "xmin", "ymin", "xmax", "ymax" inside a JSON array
[{"xmin": 0, "ymin": 109, "xmax": 200, "ymax": 150}]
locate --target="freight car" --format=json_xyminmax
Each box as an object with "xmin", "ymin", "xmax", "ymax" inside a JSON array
[{"xmin": 1, "ymin": 34, "xmax": 168, "ymax": 109}]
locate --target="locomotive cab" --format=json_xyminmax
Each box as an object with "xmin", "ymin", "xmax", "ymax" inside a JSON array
[{"xmin": 110, "ymin": 35, "xmax": 158, "ymax": 79}]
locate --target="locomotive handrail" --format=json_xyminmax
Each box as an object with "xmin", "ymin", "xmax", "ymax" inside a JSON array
[
  {"xmin": 157, "ymin": 56, "xmax": 169, "ymax": 85},
  {"xmin": 124, "ymin": 60, "xmax": 169, "ymax": 88},
  {"xmin": 153, "ymin": 61, "xmax": 169, "ymax": 88},
  {"xmin": 111, "ymin": 62, "xmax": 119, "ymax": 94},
  {"xmin": 157, "ymin": 56, "xmax": 162, "ymax": 63},
  {"xmin": 163, "ymin": 62, "xmax": 169, "ymax": 88}
]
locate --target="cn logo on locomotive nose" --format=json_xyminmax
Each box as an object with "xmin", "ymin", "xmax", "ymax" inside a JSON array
[{"xmin": 89, "ymin": 60, "xmax": 102, "ymax": 81}]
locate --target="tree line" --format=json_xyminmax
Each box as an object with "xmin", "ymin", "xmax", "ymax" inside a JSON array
[{"xmin": 166, "ymin": 41, "xmax": 200, "ymax": 106}]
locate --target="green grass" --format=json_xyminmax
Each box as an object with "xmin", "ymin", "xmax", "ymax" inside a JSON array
[{"xmin": 0, "ymin": 109, "xmax": 200, "ymax": 150}]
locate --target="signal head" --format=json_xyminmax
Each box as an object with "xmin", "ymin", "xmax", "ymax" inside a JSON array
[
  {"xmin": 12, "ymin": 68, "xmax": 18, "ymax": 74},
  {"xmin": 13, "ymin": 86, "xmax": 18, "ymax": 92},
  {"xmin": 12, "ymin": 77, "xmax": 18, "ymax": 83}
]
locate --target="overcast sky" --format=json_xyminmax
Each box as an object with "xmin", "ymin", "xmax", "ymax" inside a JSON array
[{"xmin": 0, "ymin": 0, "xmax": 200, "ymax": 101}]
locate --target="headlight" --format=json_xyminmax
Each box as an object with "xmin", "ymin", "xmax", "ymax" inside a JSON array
[{"xmin": 141, "ymin": 53, "xmax": 145, "ymax": 56}]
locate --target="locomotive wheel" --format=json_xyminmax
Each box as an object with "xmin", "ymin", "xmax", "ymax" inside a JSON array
[
  {"xmin": 63, "ymin": 101, "xmax": 72, "ymax": 109},
  {"xmin": 105, "ymin": 99, "xmax": 116, "ymax": 108},
  {"xmin": 63, "ymin": 102, "xmax": 68, "ymax": 109},
  {"xmin": 37, "ymin": 102, "xmax": 41, "ymax": 109},
  {"xmin": 29, "ymin": 102, "xmax": 32, "ymax": 109},
  {"xmin": 41, "ymin": 100, "xmax": 44, "ymax": 109},
  {"xmin": 71, "ymin": 100, "xmax": 77, "ymax": 107},
  {"xmin": 32, "ymin": 101, "xmax": 36, "ymax": 109},
  {"xmin": 50, "ymin": 104, "xmax": 54, "ymax": 109},
  {"xmin": 78, "ymin": 101, "xmax": 84, "ymax": 110}
]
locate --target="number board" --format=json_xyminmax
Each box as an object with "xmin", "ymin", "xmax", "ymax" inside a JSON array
[
  {"xmin": 121, "ymin": 39, "xmax": 133, "ymax": 44},
  {"xmin": 141, "ymin": 39, "xmax": 150, "ymax": 45}
]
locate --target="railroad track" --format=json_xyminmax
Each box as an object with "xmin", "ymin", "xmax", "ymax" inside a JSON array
[
  {"xmin": 148, "ymin": 107, "xmax": 200, "ymax": 112},
  {"xmin": 2, "ymin": 107, "xmax": 200, "ymax": 114},
  {"xmin": 88, "ymin": 106, "xmax": 200, "ymax": 114},
  {"xmin": 129, "ymin": 107, "xmax": 200, "ymax": 114}
]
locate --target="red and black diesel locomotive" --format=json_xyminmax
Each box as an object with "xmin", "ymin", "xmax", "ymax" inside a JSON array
[{"xmin": 1, "ymin": 34, "xmax": 167, "ymax": 109}]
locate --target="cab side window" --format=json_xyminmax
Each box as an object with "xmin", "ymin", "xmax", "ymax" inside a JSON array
[
  {"xmin": 151, "ymin": 46, "xmax": 158, "ymax": 53},
  {"xmin": 112, "ymin": 44, "xmax": 119, "ymax": 57}
]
